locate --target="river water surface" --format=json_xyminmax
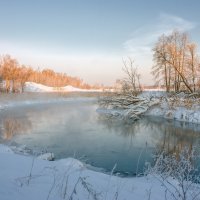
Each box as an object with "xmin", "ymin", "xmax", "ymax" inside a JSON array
[{"xmin": 0, "ymin": 97, "xmax": 200, "ymax": 176}]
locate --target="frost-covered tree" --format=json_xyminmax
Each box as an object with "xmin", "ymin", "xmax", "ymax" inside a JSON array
[
  {"xmin": 152, "ymin": 30, "xmax": 200, "ymax": 93},
  {"xmin": 121, "ymin": 57, "xmax": 142, "ymax": 95}
]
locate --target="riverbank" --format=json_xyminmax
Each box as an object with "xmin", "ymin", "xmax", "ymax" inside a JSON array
[
  {"xmin": 0, "ymin": 144, "xmax": 179, "ymax": 200},
  {"xmin": 0, "ymin": 93, "xmax": 200, "ymax": 199},
  {"xmin": 144, "ymin": 92, "xmax": 200, "ymax": 124},
  {"xmin": 98, "ymin": 91, "xmax": 200, "ymax": 125}
]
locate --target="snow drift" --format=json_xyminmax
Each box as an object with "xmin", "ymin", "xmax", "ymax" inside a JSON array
[
  {"xmin": 24, "ymin": 82, "xmax": 102, "ymax": 92},
  {"xmin": 0, "ymin": 144, "xmax": 181, "ymax": 200}
]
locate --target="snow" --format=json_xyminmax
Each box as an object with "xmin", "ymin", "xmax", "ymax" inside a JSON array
[
  {"xmin": 0, "ymin": 144, "xmax": 175, "ymax": 200},
  {"xmin": 143, "ymin": 88, "xmax": 165, "ymax": 92},
  {"xmin": 37, "ymin": 153, "xmax": 55, "ymax": 161},
  {"xmin": 145, "ymin": 94, "xmax": 200, "ymax": 124},
  {"xmin": 24, "ymin": 82, "xmax": 102, "ymax": 92},
  {"xmin": 99, "ymin": 91, "xmax": 200, "ymax": 125}
]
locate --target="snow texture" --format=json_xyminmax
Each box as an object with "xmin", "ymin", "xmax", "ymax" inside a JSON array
[
  {"xmin": 24, "ymin": 82, "xmax": 102, "ymax": 92},
  {"xmin": 145, "ymin": 92, "xmax": 200, "ymax": 124},
  {"xmin": 99, "ymin": 91, "xmax": 200, "ymax": 125},
  {"xmin": 37, "ymin": 153, "xmax": 55, "ymax": 161},
  {"xmin": 0, "ymin": 144, "xmax": 179, "ymax": 200}
]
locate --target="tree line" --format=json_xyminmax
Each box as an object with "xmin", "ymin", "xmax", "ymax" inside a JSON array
[
  {"xmin": 0, "ymin": 55, "xmax": 100, "ymax": 93},
  {"xmin": 152, "ymin": 30, "xmax": 200, "ymax": 93}
]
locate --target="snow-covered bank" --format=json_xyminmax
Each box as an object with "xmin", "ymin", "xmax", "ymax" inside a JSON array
[
  {"xmin": 24, "ymin": 82, "xmax": 102, "ymax": 92},
  {"xmin": 98, "ymin": 91, "xmax": 200, "ymax": 125},
  {"xmin": 144, "ymin": 92, "xmax": 200, "ymax": 124},
  {"xmin": 146, "ymin": 105, "xmax": 200, "ymax": 124},
  {"xmin": 0, "ymin": 144, "xmax": 180, "ymax": 200}
]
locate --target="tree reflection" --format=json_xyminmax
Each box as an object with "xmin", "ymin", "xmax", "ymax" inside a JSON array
[
  {"xmin": 1, "ymin": 117, "xmax": 32, "ymax": 140},
  {"xmin": 98, "ymin": 115, "xmax": 200, "ymax": 157},
  {"xmin": 97, "ymin": 115, "xmax": 139, "ymax": 137},
  {"xmin": 145, "ymin": 117, "xmax": 200, "ymax": 158}
]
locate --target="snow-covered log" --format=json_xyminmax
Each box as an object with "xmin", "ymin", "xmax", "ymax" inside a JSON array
[{"xmin": 98, "ymin": 93, "xmax": 160, "ymax": 121}]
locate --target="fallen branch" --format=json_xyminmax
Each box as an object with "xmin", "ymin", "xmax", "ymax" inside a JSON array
[{"xmin": 98, "ymin": 93, "xmax": 160, "ymax": 121}]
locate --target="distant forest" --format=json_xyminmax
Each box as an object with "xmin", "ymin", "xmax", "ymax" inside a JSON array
[{"xmin": 0, "ymin": 55, "xmax": 103, "ymax": 92}]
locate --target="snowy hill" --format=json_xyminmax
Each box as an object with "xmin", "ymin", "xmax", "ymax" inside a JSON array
[{"xmin": 24, "ymin": 82, "xmax": 102, "ymax": 92}]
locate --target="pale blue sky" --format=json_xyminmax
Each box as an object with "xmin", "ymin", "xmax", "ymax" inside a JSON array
[{"xmin": 0, "ymin": 0, "xmax": 199, "ymax": 85}]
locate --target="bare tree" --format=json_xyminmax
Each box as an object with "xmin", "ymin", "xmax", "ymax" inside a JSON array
[
  {"xmin": 186, "ymin": 43, "xmax": 199, "ymax": 92},
  {"xmin": 18, "ymin": 66, "xmax": 32, "ymax": 92},
  {"xmin": 0, "ymin": 54, "xmax": 96, "ymax": 92},
  {"xmin": 152, "ymin": 30, "xmax": 200, "ymax": 93},
  {"xmin": 98, "ymin": 58, "xmax": 151, "ymax": 121},
  {"xmin": 0, "ymin": 55, "xmax": 19, "ymax": 92},
  {"xmin": 122, "ymin": 57, "xmax": 142, "ymax": 96},
  {"xmin": 152, "ymin": 34, "xmax": 172, "ymax": 92}
]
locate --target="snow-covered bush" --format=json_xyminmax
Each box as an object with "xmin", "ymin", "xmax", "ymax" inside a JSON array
[{"xmin": 146, "ymin": 147, "xmax": 200, "ymax": 200}]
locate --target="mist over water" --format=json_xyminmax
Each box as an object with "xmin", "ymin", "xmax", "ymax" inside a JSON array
[{"xmin": 0, "ymin": 97, "xmax": 200, "ymax": 176}]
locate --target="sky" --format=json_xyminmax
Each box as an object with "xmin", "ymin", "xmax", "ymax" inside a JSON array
[{"xmin": 0, "ymin": 0, "xmax": 199, "ymax": 86}]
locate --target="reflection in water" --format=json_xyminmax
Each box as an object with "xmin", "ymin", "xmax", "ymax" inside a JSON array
[
  {"xmin": 0, "ymin": 117, "xmax": 32, "ymax": 140},
  {"xmin": 97, "ymin": 115, "xmax": 140, "ymax": 151},
  {"xmin": 0, "ymin": 100, "xmax": 200, "ymax": 175},
  {"xmin": 145, "ymin": 117, "xmax": 200, "ymax": 156},
  {"xmin": 98, "ymin": 115, "xmax": 139, "ymax": 137},
  {"xmin": 98, "ymin": 115, "xmax": 200, "ymax": 164},
  {"xmin": 99, "ymin": 115, "xmax": 200, "ymax": 144}
]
